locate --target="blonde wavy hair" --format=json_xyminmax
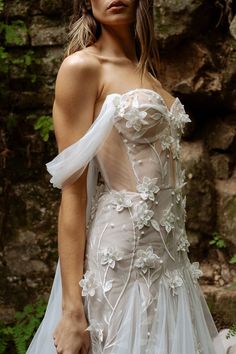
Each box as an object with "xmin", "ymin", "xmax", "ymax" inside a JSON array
[{"xmin": 66, "ymin": 0, "xmax": 160, "ymax": 79}]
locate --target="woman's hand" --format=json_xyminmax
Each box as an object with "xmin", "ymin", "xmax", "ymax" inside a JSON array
[{"xmin": 53, "ymin": 311, "xmax": 91, "ymax": 354}]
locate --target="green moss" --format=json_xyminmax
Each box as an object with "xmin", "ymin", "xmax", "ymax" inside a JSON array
[
  {"xmin": 1, "ymin": 20, "xmax": 27, "ymax": 46},
  {"xmin": 0, "ymin": 298, "xmax": 47, "ymax": 354}
]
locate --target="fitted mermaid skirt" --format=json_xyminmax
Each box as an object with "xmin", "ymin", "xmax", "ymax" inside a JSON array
[{"xmin": 26, "ymin": 89, "xmax": 225, "ymax": 354}]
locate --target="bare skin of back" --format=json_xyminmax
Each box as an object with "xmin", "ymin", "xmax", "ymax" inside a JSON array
[{"xmin": 51, "ymin": 1, "xmax": 176, "ymax": 354}]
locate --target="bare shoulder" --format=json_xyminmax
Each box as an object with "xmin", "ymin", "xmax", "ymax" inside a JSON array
[
  {"xmin": 52, "ymin": 50, "xmax": 103, "ymax": 152},
  {"xmin": 55, "ymin": 50, "xmax": 102, "ymax": 98}
]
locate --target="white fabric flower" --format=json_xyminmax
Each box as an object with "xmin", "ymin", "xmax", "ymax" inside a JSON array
[
  {"xmin": 86, "ymin": 319, "xmax": 104, "ymax": 342},
  {"xmin": 121, "ymin": 95, "xmax": 148, "ymax": 131},
  {"xmin": 170, "ymin": 102, "xmax": 191, "ymax": 133},
  {"xmin": 177, "ymin": 235, "xmax": 190, "ymax": 252},
  {"xmin": 124, "ymin": 110, "xmax": 148, "ymax": 131},
  {"xmin": 160, "ymin": 205, "xmax": 175, "ymax": 233},
  {"xmin": 100, "ymin": 247, "xmax": 123, "ymax": 269},
  {"xmin": 79, "ymin": 270, "xmax": 99, "ymax": 297},
  {"xmin": 160, "ymin": 128, "xmax": 180, "ymax": 159},
  {"xmin": 133, "ymin": 202, "xmax": 154, "ymax": 229},
  {"xmin": 136, "ymin": 176, "xmax": 160, "ymax": 201},
  {"xmin": 111, "ymin": 191, "xmax": 133, "ymax": 212},
  {"xmin": 189, "ymin": 262, "xmax": 203, "ymax": 284},
  {"xmin": 160, "ymin": 129, "xmax": 174, "ymax": 151},
  {"xmin": 134, "ymin": 246, "xmax": 161, "ymax": 274},
  {"xmin": 167, "ymin": 270, "xmax": 183, "ymax": 296}
]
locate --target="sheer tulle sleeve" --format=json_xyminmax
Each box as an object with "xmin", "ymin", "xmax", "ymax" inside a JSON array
[{"xmin": 45, "ymin": 94, "xmax": 119, "ymax": 189}]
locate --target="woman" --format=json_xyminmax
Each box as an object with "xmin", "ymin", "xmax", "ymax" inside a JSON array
[{"xmin": 26, "ymin": 0, "xmax": 226, "ymax": 353}]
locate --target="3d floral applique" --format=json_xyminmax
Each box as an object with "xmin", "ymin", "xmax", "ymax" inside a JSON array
[
  {"xmin": 111, "ymin": 191, "xmax": 133, "ymax": 212},
  {"xmin": 124, "ymin": 109, "xmax": 148, "ymax": 132},
  {"xmin": 167, "ymin": 270, "xmax": 183, "ymax": 296},
  {"xmin": 160, "ymin": 127, "xmax": 181, "ymax": 159},
  {"xmin": 170, "ymin": 102, "xmax": 191, "ymax": 133},
  {"xmin": 177, "ymin": 234, "xmax": 190, "ymax": 252},
  {"xmin": 79, "ymin": 270, "xmax": 99, "ymax": 297},
  {"xmin": 134, "ymin": 246, "xmax": 162, "ymax": 274},
  {"xmin": 119, "ymin": 95, "xmax": 149, "ymax": 132},
  {"xmin": 136, "ymin": 176, "xmax": 160, "ymax": 201},
  {"xmin": 100, "ymin": 247, "xmax": 123, "ymax": 269},
  {"xmin": 160, "ymin": 205, "xmax": 175, "ymax": 233},
  {"xmin": 133, "ymin": 202, "xmax": 154, "ymax": 229},
  {"xmin": 160, "ymin": 128, "xmax": 175, "ymax": 151},
  {"xmin": 189, "ymin": 262, "xmax": 203, "ymax": 284}
]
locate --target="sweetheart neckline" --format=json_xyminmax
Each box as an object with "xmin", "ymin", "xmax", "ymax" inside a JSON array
[{"xmin": 101, "ymin": 87, "xmax": 179, "ymax": 116}]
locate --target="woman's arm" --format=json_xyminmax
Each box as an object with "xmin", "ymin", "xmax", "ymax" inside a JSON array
[{"xmin": 52, "ymin": 52, "xmax": 101, "ymax": 353}]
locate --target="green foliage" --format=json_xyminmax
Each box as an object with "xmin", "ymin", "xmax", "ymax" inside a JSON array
[
  {"xmin": 209, "ymin": 232, "xmax": 227, "ymax": 249},
  {"xmin": 34, "ymin": 115, "xmax": 54, "ymax": 142},
  {"xmin": 0, "ymin": 20, "xmax": 27, "ymax": 46},
  {"xmin": 0, "ymin": 0, "xmax": 4, "ymax": 14},
  {"xmin": 0, "ymin": 48, "xmax": 40, "ymax": 83},
  {"xmin": 10, "ymin": 50, "xmax": 41, "ymax": 83},
  {"xmin": 229, "ymin": 255, "xmax": 236, "ymax": 264},
  {"xmin": 0, "ymin": 298, "xmax": 47, "ymax": 354},
  {"xmin": 0, "ymin": 46, "xmax": 8, "ymax": 74},
  {"xmin": 11, "ymin": 50, "xmax": 41, "ymax": 67},
  {"xmin": 226, "ymin": 324, "xmax": 236, "ymax": 339}
]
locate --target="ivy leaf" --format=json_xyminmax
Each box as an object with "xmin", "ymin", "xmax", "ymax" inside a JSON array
[
  {"xmin": 34, "ymin": 115, "xmax": 54, "ymax": 142},
  {"xmin": 229, "ymin": 255, "xmax": 236, "ymax": 264}
]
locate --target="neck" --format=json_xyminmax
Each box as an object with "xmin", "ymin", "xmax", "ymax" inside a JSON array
[{"xmin": 94, "ymin": 24, "xmax": 138, "ymax": 62}]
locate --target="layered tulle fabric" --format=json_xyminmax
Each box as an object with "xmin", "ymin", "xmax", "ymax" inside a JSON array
[{"xmin": 26, "ymin": 88, "xmax": 226, "ymax": 354}]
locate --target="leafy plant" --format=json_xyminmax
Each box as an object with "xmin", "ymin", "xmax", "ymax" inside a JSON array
[
  {"xmin": 209, "ymin": 232, "xmax": 227, "ymax": 249},
  {"xmin": 0, "ymin": 46, "xmax": 8, "ymax": 74},
  {"xmin": 0, "ymin": 0, "xmax": 4, "ymax": 14},
  {"xmin": 226, "ymin": 324, "xmax": 236, "ymax": 339},
  {"xmin": 229, "ymin": 255, "xmax": 236, "ymax": 264},
  {"xmin": 10, "ymin": 50, "xmax": 41, "ymax": 82},
  {"xmin": 0, "ymin": 20, "xmax": 27, "ymax": 46},
  {"xmin": 0, "ymin": 298, "xmax": 47, "ymax": 354},
  {"xmin": 34, "ymin": 115, "xmax": 54, "ymax": 142}
]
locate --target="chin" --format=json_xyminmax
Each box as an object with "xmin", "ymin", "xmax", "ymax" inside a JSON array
[{"xmin": 101, "ymin": 15, "xmax": 135, "ymax": 26}]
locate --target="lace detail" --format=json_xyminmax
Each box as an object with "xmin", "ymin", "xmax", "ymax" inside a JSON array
[
  {"xmin": 177, "ymin": 233, "xmax": 190, "ymax": 252},
  {"xmin": 136, "ymin": 176, "xmax": 160, "ymax": 201},
  {"xmin": 111, "ymin": 191, "xmax": 133, "ymax": 211},
  {"xmin": 166, "ymin": 270, "xmax": 184, "ymax": 296},
  {"xmin": 160, "ymin": 127, "xmax": 181, "ymax": 159},
  {"xmin": 160, "ymin": 204, "xmax": 175, "ymax": 233},
  {"xmin": 99, "ymin": 247, "xmax": 123, "ymax": 269},
  {"xmin": 133, "ymin": 202, "xmax": 154, "ymax": 229},
  {"xmin": 189, "ymin": 262, "xmax": 203, "ymax": 284},
  {"xmin": 134, "ymin": 246, "xmax": 162, "ymax": 274},
  {"xmin": 170, "ymin": 101, "xmax": 191, "ymax": 133},
  {"xmin": 79, "ymin": 270, "xmax": 99, "ymax": 297}
]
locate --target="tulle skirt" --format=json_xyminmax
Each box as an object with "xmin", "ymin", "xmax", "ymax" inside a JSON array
[{"xmin": 26, "ymin": 190, "xmax": 226, "ymax": 354}]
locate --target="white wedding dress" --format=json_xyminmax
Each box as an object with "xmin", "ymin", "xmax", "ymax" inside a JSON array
[{"xmin": 26, "ymin": 88, "xmax": 226, "ymax": 354}]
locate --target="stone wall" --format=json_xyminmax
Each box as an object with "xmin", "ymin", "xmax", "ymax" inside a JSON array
[{"xmin": 0, "ymin": 0, "xmax": 236, "ymax": 327}]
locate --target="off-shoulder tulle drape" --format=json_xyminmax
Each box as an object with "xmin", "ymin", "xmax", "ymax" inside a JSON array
[{"xmin": 45, "ymin": 94, "xmax": 119, "ymax": 190}]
